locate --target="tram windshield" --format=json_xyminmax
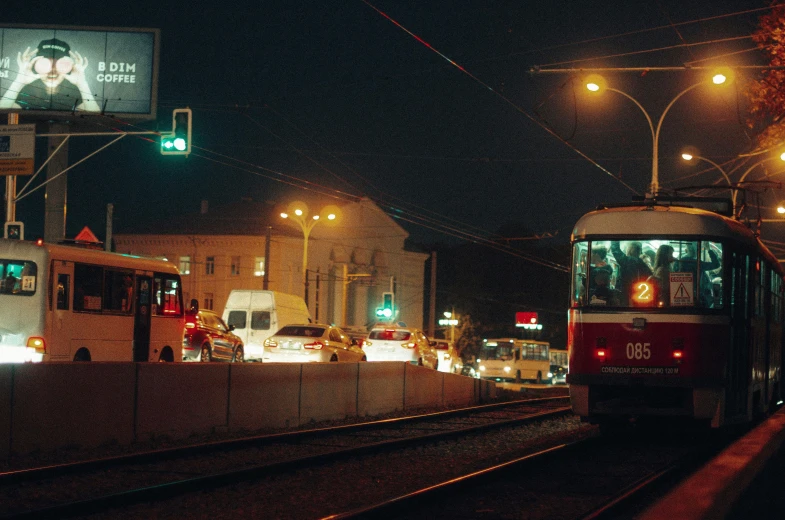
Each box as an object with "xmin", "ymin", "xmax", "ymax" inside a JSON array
[{"xmin": 571, "ymin": 239, "xmax": 724, "ymax": 309}]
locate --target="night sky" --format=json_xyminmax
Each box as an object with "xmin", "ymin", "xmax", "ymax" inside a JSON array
[{"xmin": 2, "ymin": 0, "xmax": 781, "ymax": 253}]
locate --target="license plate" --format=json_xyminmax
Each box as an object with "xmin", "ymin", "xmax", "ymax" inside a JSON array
[{"xmin": 281, "ymin": 342, "xmax": 301, "ymax": 350}]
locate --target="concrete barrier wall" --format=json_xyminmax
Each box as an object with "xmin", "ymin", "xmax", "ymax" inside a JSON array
[
  {"xmin": 10, "ymin": 363, "xmax": 136, "ymax": 455},
  {"xmin": 228, "ymin": 363, "xmax": 301, "ymax": 430},
  {"xmin": 0, "ymin": 362, "xmax": 492, "ymax": 458},
  {"xmin": 301, "ymin": 363, "xmax": 360, "ymax": 424},
  {"xmin": 358, "ymin": 362, "xmax": 405, "ymax": 416},
  {"xmin": 135, "ymin": 363, "xmax": 230, "ymax": 440},
  {"xmin": 405, "ymin": 363, "xmax": 444, "ymax": 410},
  {"xmin": 0, "ymin": 365, "xmax": 12, "ymax": 460}
]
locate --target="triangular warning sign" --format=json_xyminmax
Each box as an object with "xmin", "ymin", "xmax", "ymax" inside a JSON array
[
  {"xmin": 674, "ymin": 283, "xmax": 690, "ymax": 298},
  {"xmin": 74, "ymin": 226, "xmax": 100, "ymax": 243}
]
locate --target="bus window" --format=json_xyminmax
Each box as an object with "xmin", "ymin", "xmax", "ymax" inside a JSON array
[
  {"xmin": 57, "ymin": 274, "xmax": 70, "ymax": 310},
  {"xmin": 74, "ymin": 264, "xmax": 103, "ymax": 311},
  {"xmin": 153, "ymin": 274, "xmax": 184, "ymax": 316},
  {"xmin": 104, "ymin": 270, "xmax": 134, "ymax": 313},
  {"xmin": 0, "ymin": 259, "xmax": 37, "ymax": 295}
]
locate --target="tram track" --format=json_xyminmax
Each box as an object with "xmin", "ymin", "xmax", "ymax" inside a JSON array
[
  {"xmin": 325, "ymin": 426, "xmax": 739, "ymax": 520},
  {"xmin": 0, "ymin": 396, "xmax": 572, "ymax": 519}
]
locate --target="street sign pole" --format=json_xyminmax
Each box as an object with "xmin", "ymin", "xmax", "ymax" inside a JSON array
[{"xmin": 5, "ymin": 113, "xmax": 19, "ymax": 228}]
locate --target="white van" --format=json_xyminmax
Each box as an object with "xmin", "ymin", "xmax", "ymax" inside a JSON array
[{"xmin": 223, "ymin": 290, "xmax": 311, "ymax": 361}]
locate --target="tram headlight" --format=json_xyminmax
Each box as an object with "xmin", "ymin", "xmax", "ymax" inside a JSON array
[
  {"xmin": 479, "ymin": 365, "xmax": 486, "ymax": 371},
  {"xmin": 504, "ymin": 366, "xmax": 511, "ymax": 373}
]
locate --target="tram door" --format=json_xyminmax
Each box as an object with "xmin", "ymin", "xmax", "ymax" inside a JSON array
[
  {"xmin": 727, "ymin": 252, "xmax": 751, "ymax": 418},
  {"xmin": 133, "ymin": 274, "xmax": 153, "ymax": 362}
]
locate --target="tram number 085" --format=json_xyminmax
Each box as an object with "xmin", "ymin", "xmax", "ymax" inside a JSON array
[{"xmin": 626, "ymin": 342, "xmax": 651, "ymax": 360}]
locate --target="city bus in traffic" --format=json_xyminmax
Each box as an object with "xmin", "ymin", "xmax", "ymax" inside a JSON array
[
  {"xmin": 0, "ymin": 239, "xmax": 184, "ymax": 362},
  {"xmin": 478, "ymin": 338, "xmax": 551, "ymax": 383}
]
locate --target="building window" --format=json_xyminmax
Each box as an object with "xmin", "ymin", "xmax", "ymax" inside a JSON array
[
  {"xmin": 231, "ymin": 256, "xmax": 241, "ymax": 276},
  {"xmin": 205, "ymin": 256, "xmax": 215, "ymax": 276},
  {"xmin": 204, "ymin": 292, "xmax": 214, "ymax": 310},
  {"xmin": 254, "ymin": 257, "xmax": 265, "ymax": 277},
  {"xmin": 179, "ymin": 256, "xmax": 191, "ymax": 275}
]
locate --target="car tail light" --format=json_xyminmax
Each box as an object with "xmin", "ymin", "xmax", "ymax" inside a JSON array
[
  {"xmin": 263, "ymin": 338, "xmax": 277, "ymax": 348},
  {"xmin": 27, "ymin": 337, "xmax": 46, "ymax": 353},
  {"xmin": 304, "ymin": 341, "xmax": 324, "ymax": 350}
]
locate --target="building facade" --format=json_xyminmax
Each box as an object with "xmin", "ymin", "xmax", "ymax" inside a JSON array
[{"xmin": 114, "ymin": 198, "xmax": 428, "ymax": 329}]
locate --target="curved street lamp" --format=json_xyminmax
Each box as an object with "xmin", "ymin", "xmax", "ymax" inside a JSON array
[
  {"xmin": 680, "ymin": 151, "xmax": 732, "ymax": 188},
  {"xmin": 731, "ymin": 152, "xmax": 785, "ymax": 213},
  {"xmin": 585, "ymin": 72, "xmax": 729, "ymax": 196},
  {"xmin": 280, "ymin": 201, "xmax": 341, "ymax": 300}
]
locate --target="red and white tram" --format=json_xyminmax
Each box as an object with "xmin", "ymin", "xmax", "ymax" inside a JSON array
[{"xmin": 568, "ymin": 198, "xmax": 784, "ymax": 429}]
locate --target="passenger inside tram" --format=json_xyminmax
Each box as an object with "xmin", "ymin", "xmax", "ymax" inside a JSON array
[{"xmin": 572, "ymin": 239, "xmax": 724, "ymax": 309}]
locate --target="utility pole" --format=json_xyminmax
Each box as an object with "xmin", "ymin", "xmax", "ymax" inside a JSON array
[
  {"xmin": 428, "ymin": 251, "xmax": 436, "ymax": 337},
  {"xmin": 5, "ymin": 113, "xmax": 18, "ymax": 227},
  {"xmin": 105, "ymin": 203, "xmax": 113, "ymax": 252},
  {"xmin": 263, "ymin": 225, "xmax": 271, "ymax": 290}
]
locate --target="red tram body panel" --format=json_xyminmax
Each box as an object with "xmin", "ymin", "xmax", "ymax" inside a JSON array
[{"xmin": 568, "ymin": 201, "xmax": 784, "ymax": 428}]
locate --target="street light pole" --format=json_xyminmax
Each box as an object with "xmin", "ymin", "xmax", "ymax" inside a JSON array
[
  {"xmin": 586, "ymin": 74, "xmax": 727, "ymax": 196},
  {"xmin": 280, "ymin": 202, "xmax": 339, "ymax": 302}
]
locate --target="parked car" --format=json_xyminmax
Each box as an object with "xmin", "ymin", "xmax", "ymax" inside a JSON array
[
  {"xmin": 262, "ymin": 324, "xmax": 366, "ymax": 363},
  {"xmin": 183, "ymin": 309, "xmax": 244, "ymax": 362},
  {"xmin": 430, "ymin": 339, "xmax": 457, "ymax": 373},
  {"xmin": 363, "ymin": 326, "xmax": 439, "ymax": 369},
  {"xmin": 550, "ymin": 364, "xmax": 568, "ymax": 384}
]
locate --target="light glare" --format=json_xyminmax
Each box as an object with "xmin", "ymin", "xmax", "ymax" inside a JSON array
[
  {"xmin": 586, "ymin": 83, "xmax": 600, "ymax": 92},
  {"xmin": 681, "ymin": 153, "xmax": 693, "ymax": 161},
  {"xmin": 712, "ymin": 74, "xmax": 727, "ymax": 85}
]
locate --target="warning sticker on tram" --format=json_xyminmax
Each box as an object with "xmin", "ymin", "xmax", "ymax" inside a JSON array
[
  {"xmin": 601, "ymin": 366, "xmax": 680, "ymax": 375},
  {"xmin": 669, "ymin": 272, "xmax": 694, "ymax": 306}
]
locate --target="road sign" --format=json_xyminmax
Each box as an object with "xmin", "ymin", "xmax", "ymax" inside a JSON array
[{"xmin": 0, "ymin": 124, "xmax": 35, "ymax": 176}]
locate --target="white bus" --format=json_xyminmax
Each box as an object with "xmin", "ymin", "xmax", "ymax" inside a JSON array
[
  {"xmin": 0, "ymin": 239, "xmax": 184, "ymax": 362},
  {"xmin": 478, "ymin": 338, "xmax": 551, "ymax": 384}
]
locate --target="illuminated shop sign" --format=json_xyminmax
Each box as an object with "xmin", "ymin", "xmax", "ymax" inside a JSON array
[{"xmin": 0, "ymin": 25, "xmax": 159, "ymax": 118}]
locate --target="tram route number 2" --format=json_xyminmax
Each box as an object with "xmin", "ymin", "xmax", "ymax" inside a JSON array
[{"xmin": 626, "ymin": 342, "xmax": 651, "ymax": 360}]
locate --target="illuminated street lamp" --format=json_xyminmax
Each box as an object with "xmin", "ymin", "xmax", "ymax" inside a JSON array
[
  {"xmin": 585, "ymin": 71, "xmax": 729, "ymax": 196},
  {"xmin": 280, "ymin": 201, "xmax": 341, "ymax": 299},
  {"xmin": 680, "ymin": 150, "xmax": 732, "ymax": 188},
  {"xmin": 438, "ymin": 310, "xmax": 459, "ymax": 343}
]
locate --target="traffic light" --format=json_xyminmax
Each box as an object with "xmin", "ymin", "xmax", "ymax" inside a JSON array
[
  {"xmin": 160, "ymin": 108, "xmax": 192, "ymax": 156},
  {"xmin": 4, "ymin": 221, "xmax": 23, "ymax": 240},
  {"xmin": 376, "ymin": 292, "xmax": 394, "ymax": 318}
]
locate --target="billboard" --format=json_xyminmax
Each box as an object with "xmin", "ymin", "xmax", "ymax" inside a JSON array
[{"xmin": 0, "ymin": 24, "xmax": 159, "ymax": 119}]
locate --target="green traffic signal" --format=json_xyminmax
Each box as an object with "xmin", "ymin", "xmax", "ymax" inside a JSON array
[{"xmin": 160, "ymin": 108, "xmax": 192, "ymax": 156}]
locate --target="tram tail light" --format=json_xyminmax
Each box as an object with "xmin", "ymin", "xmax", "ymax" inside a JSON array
[
  {"xmin": 672, "ymin": 338, "xmax": 684, "ymax": 364},
  {"xmin": 26, "ymin": 337, "xmax": 46, "ymax": 353},
  {"xmin": 595, "ymin": 337, "xmax": 607, "ymax": 361}
]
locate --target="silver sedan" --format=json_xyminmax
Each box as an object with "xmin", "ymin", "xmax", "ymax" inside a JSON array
[{"xmin": 262, "ymin": 324, "xmax": 367, "ymax": 363}]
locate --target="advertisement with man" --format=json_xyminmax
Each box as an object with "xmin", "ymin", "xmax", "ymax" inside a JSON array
[{"xmin": 0, "ymin": 25, "xmax": 158, "ymax": 118}]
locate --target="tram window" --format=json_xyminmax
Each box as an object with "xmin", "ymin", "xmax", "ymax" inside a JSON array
[
  {"xmin": 702, "ymin": 242, "xmax": 723, "ymax": 309},
  {"xmin": 571, "ymin": 242, "xmax": 589, "ymax": 306},
  {"xmin": 573, "ymin": 238, "xmax": 725, "ymax": 309}
]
